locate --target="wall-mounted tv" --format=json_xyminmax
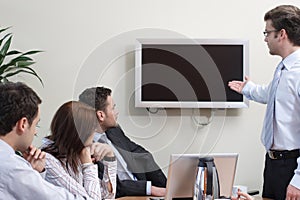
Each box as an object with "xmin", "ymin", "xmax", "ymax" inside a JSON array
[{"xmin": 135, "ymin": 39, "xmax": 249, "ymax": 108}]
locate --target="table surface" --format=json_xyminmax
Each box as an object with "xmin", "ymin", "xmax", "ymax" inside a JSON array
[{"xmin": 116, "ymin": 196, "xmax": 268, "ymax": 200}]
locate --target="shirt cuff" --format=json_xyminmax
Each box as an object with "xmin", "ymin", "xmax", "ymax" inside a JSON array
[
  {"xmin": 40, "ymin": 169, "xmax": 46, "ymax": 179},
  {"xmin": 103, "ymin": 156, "xmax": 116, "ymax": 162},
  {"xmin": 81, "ymin": 163, "xmax": 94, "ymax": 170},
  {"xmin": 241, "ymin": 81, "xmax": 254, "ymax": 99},
  {"xmin": 146, "ymin": 181, "xmax": 152, "ymax": 195},
  {"xmin": 290, "ymin": 171, "xmax": 300, "ymax": 189}
]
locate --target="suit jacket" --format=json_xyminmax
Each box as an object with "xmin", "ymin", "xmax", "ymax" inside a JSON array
[{"xmin": 97, "ymin": 126, "xmax": 167, "ymax": 198}]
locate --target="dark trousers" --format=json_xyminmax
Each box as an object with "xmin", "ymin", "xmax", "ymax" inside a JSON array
[{"xmin": 262, "ymin": 153, "xmax": 298, "ymax": 200}]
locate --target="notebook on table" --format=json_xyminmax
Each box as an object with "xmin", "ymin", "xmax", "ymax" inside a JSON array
[{"xmin": 164, "ymin": 153, "xmax": 239, "ymax": 200}]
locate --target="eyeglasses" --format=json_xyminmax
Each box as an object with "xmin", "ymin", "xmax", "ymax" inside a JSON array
[
  {"xmin": 263, "ymin": 30, "xmax": 279, "ymax": 37},
  {"xmin": 34, "ymin": 124, "xmax": 40, "ymax": 137}
]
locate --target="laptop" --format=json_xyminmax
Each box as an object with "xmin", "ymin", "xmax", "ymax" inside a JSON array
[{"xmin": 164, "ymin": 153, "xmax": 238, "ymax": 200}]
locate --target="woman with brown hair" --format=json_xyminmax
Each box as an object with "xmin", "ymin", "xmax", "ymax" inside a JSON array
[{"xmin": 42, "ymin": 101, "xmax": 117, "ymax": 200}]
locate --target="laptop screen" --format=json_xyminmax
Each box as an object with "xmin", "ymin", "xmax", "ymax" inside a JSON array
[{"xmin": 165, "ymin": 153, "xmax": 238, "ymax": 200}]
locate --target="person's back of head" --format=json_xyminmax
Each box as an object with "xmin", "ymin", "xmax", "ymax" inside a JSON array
[
  {"xmin": 43, "ymin": 101, "xmax": 97, "ymax": 175},
  {"xmin": 264, "ymin": 5, "xmax": 300, "ymax": 46},
  {"xmin": 0, "ymin": 82, "xmax": 41, "ymax": 136},
  {"xmin": 79, "ymin": 86, "xmax": 112, "ymax": 112}
]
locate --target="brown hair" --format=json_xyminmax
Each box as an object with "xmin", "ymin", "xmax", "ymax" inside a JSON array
[
  {"xmin": 42, "ymin": 101, "xmax": 97, "ymax": 175},
  {"xmin": 264, "ymin": 5, "xmax": 300, "ymax": 45}
]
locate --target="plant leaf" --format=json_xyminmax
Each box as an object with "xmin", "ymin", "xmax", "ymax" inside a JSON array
[
  {"xmin": 22, "ymin": 50, "xmax": 43, "ymax": 56},
  {"xmin": 0, "ymin": 56, "xmax": 33, "ymax": 74},
  {"xmin": 0, "ymin": 77, "xmax": 9, "ymax": 83},
  {"xmin": 16, "ymin": 61, "xmax": 35, "ymax": 68},
  {"xmin": 0, "ymin": 33, "xmax": 12, "ymax": 47},
  {"xmin": 3, "ymin": 68, "xmax": 44, "ymax": 86},
  {"xmin": 0, "ymin": 57, "xmax": 33, "ymax": 74},
  {"xmin": 0, "ymin": 26, "xmax": 43, "ymax": 87},
  {"xmin": 10, "ymin": 55, "xmax": 33, "ymax": 63},
  {"xmin": 0, "ymin": 63, "xmax": 14, "ymax": 74},
  {"xmin": 0, "ymin": 27, "xmax": 11, "ymax": 34},
  {"xmin": 3, "ymin": 69, "xmax": 31, "ymax": 78},
  {"xmin": 19, "ymin": 66, "xmax": 44, "ymax": 86},
  {"xmin": 0, "ymin": 33, "xmax": 12, "ymax": 64},
  {"xmin": 4, "ymin": 65, "xmax": 38, "ymax": 76},
  {"xmin": 0, "ymin": 35, "xmax": 12, "ymax": 55},
  {"xmin": 0, "ymin": 36, "xmax": 12, "ymax": 65},
  {"xmin": 6, "ymin": 50, "xmax": 22, "ymax": 56}
]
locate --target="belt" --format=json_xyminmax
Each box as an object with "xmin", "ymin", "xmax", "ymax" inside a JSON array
[{"xmin": 268, "ymin": 149, "xmax": 300, "ymax": 160}]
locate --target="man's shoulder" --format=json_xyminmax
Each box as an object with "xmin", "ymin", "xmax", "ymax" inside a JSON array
[
  {"xmin": 106, "ymin": 126, "xmax": 124, "ymax": 132},
  {"xmin": 105, "ymin": 126, "xmax": 144, "ymax": 149},
  {"xmin": 0, "ymin": 151, "xmax": 27, "ymax": 167},
  {"xmin": 106, "ymin": 126, "xmax": 127, "ymax": 137},
  {"xmin": 0, "ymin": 152, "xmax": 37, "ymax": 179}
]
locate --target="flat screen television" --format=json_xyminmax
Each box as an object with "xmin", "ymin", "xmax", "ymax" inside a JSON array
[{"xmin": 135, "ymin": 39, "xmax": 249, "ymax": 108}]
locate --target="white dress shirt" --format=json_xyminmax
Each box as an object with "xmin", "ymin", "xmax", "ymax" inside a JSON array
[
  {"xmin": 94, "ymin": 132, "xmax": 152, "ymax": 195},
  {"xmin": 0, "ymin": 139, "xmax": 86, "ymax": 200},
  {"xmin": 242, "ymin": 49, "xmax": 300, "ymax": 189},
  {"xmin": 94, "ymin": 132, "xmax": 135, "ymax": 180}
]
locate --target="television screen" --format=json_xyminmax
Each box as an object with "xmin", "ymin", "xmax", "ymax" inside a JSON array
[{"xmin": 135, "ymin": 39, "xmax": 249, "ymax": 108}]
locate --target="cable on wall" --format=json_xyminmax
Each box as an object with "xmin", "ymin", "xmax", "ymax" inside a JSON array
[
  {"xmin": 192, "ymin": 108, "xmax": 216, "ymax": 127},
  {"xmin": 146, "ymin": 107, "xmax": 165, "ymax": 114}
]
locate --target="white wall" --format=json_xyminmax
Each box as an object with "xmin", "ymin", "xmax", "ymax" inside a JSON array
[{"xmin": 2, "ymin": 0, "xmax": 299, "ymax": 192}]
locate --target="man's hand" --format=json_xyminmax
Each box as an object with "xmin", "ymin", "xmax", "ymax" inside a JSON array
[
  {"xmin": 90, "ymin": 142, "xmax": 114, "ymax": 161},
  {"xmin": 151, "ymin": 186, "xmax": 166, "ymax": 197},
  {"xmin": 23, "ymin": 145, "xmax": 46, "ymax": 173},
  {"xmin": 228, "ymin": 76, "xmax": 249, "ymax": 94},
  {"xmin": 286, "ymin": 184, "xmax": 300, "ymax": 200},
  {"xmin": 231, "ymin": 191, "xmax": 254, "ymax": 200}
]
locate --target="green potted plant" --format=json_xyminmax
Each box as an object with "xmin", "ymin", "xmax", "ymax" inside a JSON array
[{"xmin": 0, "ymin": 27, "xmax": 43, "ymax": 85}]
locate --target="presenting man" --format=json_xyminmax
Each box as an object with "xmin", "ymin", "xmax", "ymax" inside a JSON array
[
  {"xmin": 229, "ymin": 5, "xmax": 300, "ymax": 200},
  {"xmin": 79, "ymin": 86, "xmax": 167, "ymax": 198}
]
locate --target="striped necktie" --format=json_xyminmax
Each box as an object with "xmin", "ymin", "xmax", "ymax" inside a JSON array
[
  {"xmin": 98, "ymin": 135, "xmax": 107, "ymax": 144},
  {"xmin": 261, "ymin": 62, "xmax": 284, "ymax": 150}
]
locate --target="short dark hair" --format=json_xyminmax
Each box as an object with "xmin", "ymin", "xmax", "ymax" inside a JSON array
[
  {"xmin": 79, "ymin": 86, "xmax": 112, "ymax": 111},
  {"xmin": 264, "ymin": 5, "xmax": 300, "ymax": 45},
  {"xmin": 0, "ymin": 82, "xmax": 42, "ymax": 136}
]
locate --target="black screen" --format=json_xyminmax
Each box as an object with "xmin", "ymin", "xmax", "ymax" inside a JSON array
[{"xmin": 141, "ymin": 44, "xmax": 243, "ymax": 102}]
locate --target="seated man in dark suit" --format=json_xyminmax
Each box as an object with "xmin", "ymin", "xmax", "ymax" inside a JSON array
[{"xmin": 79, "ymin": 86, "xmax": 167, "ymax": 198}]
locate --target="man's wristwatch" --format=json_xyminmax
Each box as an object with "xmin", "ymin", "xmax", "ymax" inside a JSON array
[{"xmin": 103, "ymin": 156, "xmax": 116, "ymax": 161}]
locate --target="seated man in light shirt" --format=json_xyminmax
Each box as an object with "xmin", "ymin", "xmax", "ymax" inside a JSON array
[
  {"xmin": 0, "ymin": 82, "xmax": 86, "ymax": 200},
  {"xmin": 79, "ymin": 86, "xmax": 167, "ymax": 198}
]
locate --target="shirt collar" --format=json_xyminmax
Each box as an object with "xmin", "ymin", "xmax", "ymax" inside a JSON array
[
  {"xmin": 282, "ymin": 49, "xmax": 300, "ymax": 71},
  {"xmin": 0, "ymin": 139, "xmax": 15, "ymax": 155},
  {"xmin": 93, "ymin": 132, "xmax": 106, "ymax": 142},
  {"xmin": 41, "ymin": 137, "xmax": 53, "ymax": 148}
]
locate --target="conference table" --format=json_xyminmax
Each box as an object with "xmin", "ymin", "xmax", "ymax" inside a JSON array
[{"xmin": 116, "ymin": 196, "xmax": 268, "ymax": 200}]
